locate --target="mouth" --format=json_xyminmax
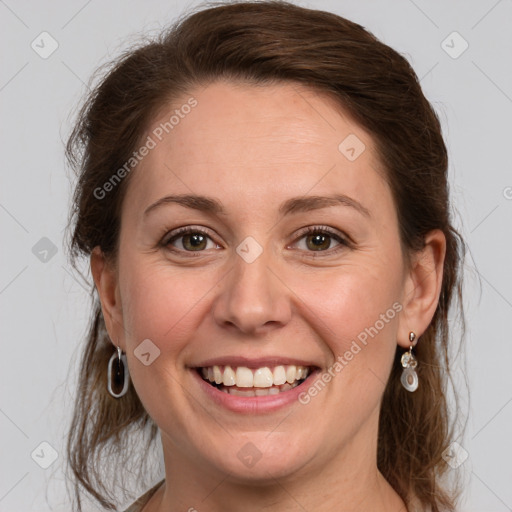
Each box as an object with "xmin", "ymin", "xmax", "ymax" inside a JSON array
[{"xmin": 195, "ymin": 364, "xmax": 316, "ymax": 397}]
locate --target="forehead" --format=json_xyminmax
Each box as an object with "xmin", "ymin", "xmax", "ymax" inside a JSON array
[{"xmin": 122, "ymin": 80, "xmax": 391, "ymax": 221}]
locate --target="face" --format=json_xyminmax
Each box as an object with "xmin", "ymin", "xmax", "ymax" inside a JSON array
[{"xmin": 100, "ymin": 80, "xmax": 413, "ymax": 483}]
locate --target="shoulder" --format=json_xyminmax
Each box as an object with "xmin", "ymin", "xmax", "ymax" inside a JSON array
[{"xmin": 123, "ymin": 479, "xmax": 165, "ymax": 512}]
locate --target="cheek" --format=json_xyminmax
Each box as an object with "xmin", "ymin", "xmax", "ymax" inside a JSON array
[
  {"xmin": 290, "ymin": 262, "xmax": 402, "ymax": 345},
  {"xmin": 120, "ymin": 261, "xmax": 214, "ymax": 347},
  {"xmin": 283, "ymin": 255, "xmax": 404, "ymax": 408},
  {"xmin": 291, "ymin": 266, "xmax": 402, "ymax": 415},
  {"xmin": 117, "ymin": 260, "xmax": 213, "ymax": 423}
]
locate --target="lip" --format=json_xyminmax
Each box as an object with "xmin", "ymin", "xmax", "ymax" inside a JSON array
[
  {"xmin": 191, "ymin": 366, "xmax": 321, "ymax": 414},
  {"xmin": 191, "ymin": 356, "xmax": 319, "ymax": 369}
]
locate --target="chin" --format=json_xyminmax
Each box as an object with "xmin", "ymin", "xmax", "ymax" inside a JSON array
[{"xmin": 200, "ymin": 431, "xmax": 315, "ymax": 482}]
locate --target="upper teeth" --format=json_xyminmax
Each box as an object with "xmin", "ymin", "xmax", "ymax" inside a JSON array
[{"xmin": 201, "ymin": 365, "xmax": 310, "ymax": 388}]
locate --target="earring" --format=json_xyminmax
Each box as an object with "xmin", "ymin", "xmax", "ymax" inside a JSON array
[
  {"xmin": 107, "ymin": 346, "xmax": 130, "ymax": 398},
  {"xmin": 400, "ymin": 331, "xmax": 418, "ymax": 392}
]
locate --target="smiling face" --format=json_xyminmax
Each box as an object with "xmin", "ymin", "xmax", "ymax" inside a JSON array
[{"xmin": 93, "ymin": 80, "xmax": 419, "ymax": 485}]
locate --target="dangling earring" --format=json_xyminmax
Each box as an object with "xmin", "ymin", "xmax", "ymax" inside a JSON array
[
  {"xmin": 107, "ymin": 346, "xmax": 130, "ymax": 398},
  {"xmin": 400, "ymin": 331, "xmax": 418, "ymax": 392}
]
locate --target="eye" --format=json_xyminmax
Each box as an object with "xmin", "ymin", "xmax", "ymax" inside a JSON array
[
  {"xmin": 291, "ymin": 226, "xmax": 349, "ymax": 254},
  {"xmin": 163, "ymin": 226, "xmax": 219, "ymax": 252},
  {"xmin": 161, "ymin": 225, "xmax": 350, "ymax": 256}
]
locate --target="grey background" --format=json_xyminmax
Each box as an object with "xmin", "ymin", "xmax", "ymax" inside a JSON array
[{"xmin": 1, "ymin": 0, "xmax": 511, "ymax": 510}]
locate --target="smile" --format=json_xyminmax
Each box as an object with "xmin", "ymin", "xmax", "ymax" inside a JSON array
[{"xmin": 198, "ymin": 364, "xmax": 311, "ymax": 396}]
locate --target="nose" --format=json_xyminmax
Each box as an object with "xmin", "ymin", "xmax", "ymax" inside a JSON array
[{"xmin": 212, "ymin": 245, "xmax": 292, "ymax": 335}]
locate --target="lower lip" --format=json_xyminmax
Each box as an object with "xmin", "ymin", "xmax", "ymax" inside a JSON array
[{"xmin": 191, "ymin": 368, "xmax": 319, "ymax": 414}]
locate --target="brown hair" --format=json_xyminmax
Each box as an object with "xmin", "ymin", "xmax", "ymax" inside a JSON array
[{"xmin": 65, "ymin": 1, "xmax": 467, "ymax": 510}]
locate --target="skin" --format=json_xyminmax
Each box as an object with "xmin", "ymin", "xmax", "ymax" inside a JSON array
[{"xmin": 91, "ymin": 80, "xmax": 446, "ymax": 511}]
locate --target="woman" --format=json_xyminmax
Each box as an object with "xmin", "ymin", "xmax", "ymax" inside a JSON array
[{"xmin": 65, "ymin": 1, "xmax": 466, "ymax": 511}]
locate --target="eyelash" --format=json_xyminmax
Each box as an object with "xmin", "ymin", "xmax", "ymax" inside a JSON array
[{"xmin": 161, "ymin": 225, "xmax": 350, "ymax": 257}]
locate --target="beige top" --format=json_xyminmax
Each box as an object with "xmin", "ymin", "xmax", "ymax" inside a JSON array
[
  {"xmin": 123, "ymin": 480, "xmax": 165, "ymax": 512},
  {"xmin": 123, "ymin": 480, "xmax": 432, "ymax": 512}
]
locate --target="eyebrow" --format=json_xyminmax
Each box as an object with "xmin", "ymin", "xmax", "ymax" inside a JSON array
[{"xmin": 143, "ymin": 193, "xmax": 371, "ymax": 219}]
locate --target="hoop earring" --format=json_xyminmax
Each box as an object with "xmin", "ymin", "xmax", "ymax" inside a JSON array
[
  {"xmin": 107, "ymin": 346, "xmax": 130, "ymax": 398},
  {"xmin": 400, "ymin": 331, "xmax": 418, "ymax": 392}
]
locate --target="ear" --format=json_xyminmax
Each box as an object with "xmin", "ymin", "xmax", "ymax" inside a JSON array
[
  {"xmin": 397, "ymin": 229, "xmax": 446, "ymax": 349},
  {"xmin": 90, "ymin": 246, "xmax": 125, "ymax": 351}
]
